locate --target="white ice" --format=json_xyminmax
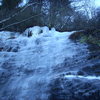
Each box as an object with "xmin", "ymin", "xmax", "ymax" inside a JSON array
[
  {"xmin": 65, "ymin": 75, "xmax": 100, "ymax": 80},
  {"xmin": 0, "ymin": 26, "xmax": 89, "ymax": 100}
]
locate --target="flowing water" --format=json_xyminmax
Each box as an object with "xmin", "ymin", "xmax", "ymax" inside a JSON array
[{"xmin": 0, "ymin": 26, "xmax": 100, "ymax": 100}]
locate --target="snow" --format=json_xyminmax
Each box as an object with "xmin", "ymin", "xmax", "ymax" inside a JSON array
[
  {"xmin": 23, "ymin": 26, "xmax": 51, "ymax": 38},
  {"xmin": 65, "ymin": 75, "xmax": 100, "ymax": 80},
  {"xmin": 95, "ymin": 0, "xmax": 100, "ymax": 7},
  {"xmin": 23, "ymin": 26, "xmax": 42, "ymax": 37},
  {"xmin": 0, "ymin": 31, "xmax": 20, "ymax": 40},
  {"xmin": 18, "ymin": 0, "xmax": 29, "ymax": 7}
]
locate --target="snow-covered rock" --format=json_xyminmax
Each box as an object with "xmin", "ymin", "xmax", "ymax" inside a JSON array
[
  {"xmin": 0, "ymin": 31, "xmax": 20, "ymax": 40},
  {"xmin": 23, "ymin": 26, "xmax": 42, "ymax": 37},
  {"xmin": 23, "ymin": 26, "xmax": 56, "ymax": 38}
]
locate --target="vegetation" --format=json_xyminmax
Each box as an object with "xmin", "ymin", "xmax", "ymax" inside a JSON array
[
  {"xmin": 80, "ymin": 30, "xmax": 100, "ymax": 46},
  {"xmin": 80, "ymin": 35, "xmax": 100, "ymax": 46},
  {"xmin": 69, "ymin": 29, "xmax": 100, "ymax": 46},
  {"xmin": 1, "ymin": 0, "xmax": 22, "ymax": 9},
  {"xmin": 0, "ymin": 0, "xmax": 100, "ymax": 33}
]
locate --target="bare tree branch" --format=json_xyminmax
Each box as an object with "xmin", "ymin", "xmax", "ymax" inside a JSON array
[
  {"xmin": 0, "ymin": 13, "xmax": 43, "ymax": 31},
  {"xmin": 0, "ymin": 2, "xmax": 40, "ymax": 24}
]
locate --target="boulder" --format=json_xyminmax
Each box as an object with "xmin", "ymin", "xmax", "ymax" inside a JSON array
[{"xmin": 69, "ymin": 30, "xmax": 85, "ymax": 41}]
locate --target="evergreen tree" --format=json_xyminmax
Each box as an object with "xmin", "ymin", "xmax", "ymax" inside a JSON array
[{"xmin": 2, "ymin": 0, "xmax": 22, "ymax": 9}]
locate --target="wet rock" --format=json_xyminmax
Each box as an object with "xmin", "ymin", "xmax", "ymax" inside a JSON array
[
  {"xmin": 24, "ymin": 68, "xmax": 35, "ymax": 75},
  {"xmin": 81, "ymin": 63, "xmax": 100, "ymax": 76},
  {"xmin": 88, "ymin": 51, "xmax": 100, "ymax": 60},
  {"xmin": 49, "ymin": 77, "xmax": 100, "ymax": 100},
  {"xmin": 28, "ymin": 31, "xmax": 33, "ymax": 37},
  {"xmin": 77, "ymin": 71, "xmax": 85, "ymax": 75},
  {"xmin": 0, "ymin": 47, "xmax": 3, "ymax": 51},
  {"xmin": 88, "ymin": 44, "xmax": 100, "ymax": 52},
  {"xmin": 6, "ymin": 47, "xmax": 12, "ymax": 52},
  {"xmin": 7, "ymin": 36, "xmax": 16, "ymax": 40},
  {"xmin": 69, "ymin": 30, "xmax": 85, "ymax": 41},
  {"xmin": 0, "ymin": 69, "xmax": 11, "ymax": 84},
  {"xmin": 11, "ymin": 46, "xmax": 19, "ymax": 52},
  {"xmin": 1, "ymin": 61, "xmax": 14, "ymax": 69},
  {"xmin": 0, "ymin": 90, "xmax": 17, "ymax": 100}
]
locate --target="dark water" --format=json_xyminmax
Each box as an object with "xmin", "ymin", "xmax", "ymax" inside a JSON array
[{"xmin": 0, "ymin": 27, "xmax": 100, "ymax": 100}]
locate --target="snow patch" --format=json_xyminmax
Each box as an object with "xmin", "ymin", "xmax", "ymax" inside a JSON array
[
  {"xmin": 65, "ymin": 75, "xmax": 100, "ymax": 80},
  {"xmin": 0, "ymin": 31, "xmax": 20, "ymax": 40}
]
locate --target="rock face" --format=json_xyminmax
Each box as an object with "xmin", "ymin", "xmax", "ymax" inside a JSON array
[
  {"xmin": 50, "ymin": 77, "xmax": 100, "ymax": 100},
  {"xmin": 49, "ymin": 50, "xmax": 100, "ymax": 100}
]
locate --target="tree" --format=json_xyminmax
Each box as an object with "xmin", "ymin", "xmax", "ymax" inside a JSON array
[{"xmin": 2, "ymin": 0, "xmax": 22, "ymax": 10}]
